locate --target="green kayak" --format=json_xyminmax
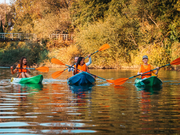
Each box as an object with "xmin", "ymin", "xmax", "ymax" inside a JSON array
[
  {"xmin": 134, "ymin": 76, "xmax": 162, "ymax": 88},
  {"xmin": 11, "ymin": 74, "xmax": 43, "ymax": 84}
]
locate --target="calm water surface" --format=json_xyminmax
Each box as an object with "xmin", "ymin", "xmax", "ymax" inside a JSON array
[{"xmin": 0, "ymin": 68, "xmax": 180, "ymax": 134}]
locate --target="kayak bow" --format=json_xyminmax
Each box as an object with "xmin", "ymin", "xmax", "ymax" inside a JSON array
[
  {"xmin": 134, "ymin": 76, "xmax": 162, "ymax": 88},
  {"xmin": 11, "ymin": 74, "xmax": 43, "ymax": 84},
  {"xmin": 68, "ymin": 72, "xmax": 96, "ymax": 86}
]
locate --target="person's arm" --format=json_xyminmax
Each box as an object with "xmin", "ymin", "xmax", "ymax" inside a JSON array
[
  {"xmin": 68, "ymin": 67, "xmax": 72, "ymax": 72},
  {"xmin": 151, "ymin": 65, "xmax": 159, "ymax": 75},
  {"xmin": 73, "ymin": 67, "xmax": 77, "ymax": 75},
  {"xmin": 68, "ymin": 64, "xmax": 75, "ymax": 72},
  {"xmin": 86, "ymin": 67, "xmax": 90, "ymax": 73},
  {"xmin": 85, "ymin": 55, "xmax": 92, "ymax": 66},
  {"xmin": 11, "ymin": 66, "xmax": 17, "ymax": 74},
  {"xmin": 137, "ymin": 66, "xmax": 142, "ymax": 75},
  {"xmin": 68, "ymin": 67, "xmax": 74, "ymax": 72},
  {"xmin": 26, "ymin": 66, "xmax": 31, "ymax": 73}
]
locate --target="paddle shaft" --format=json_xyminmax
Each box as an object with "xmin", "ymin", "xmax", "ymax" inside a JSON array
[
  {"xmin": 84, "ymin": 50, "xmax": 98, "ymax": 59},
  {"xmin": 0, "ymin": 67, "xmax": 38, "ymax": 70},
  {"xmin": 129, "ymin": 63, "xmax": 170, "ymax": 79}
]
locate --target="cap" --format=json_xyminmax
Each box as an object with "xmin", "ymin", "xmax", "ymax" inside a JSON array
[{"xmin": 142, "ymin": 55, "xmax": 148, "ymax": 59}]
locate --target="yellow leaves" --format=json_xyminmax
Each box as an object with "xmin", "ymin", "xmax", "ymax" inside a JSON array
[
  {"xmin": 133, "ymin": 44, "xmax": 171, "ymax": 67},
  {"xmin": 48, "ymin": 45, "xmax": 81, "ymax": 66},
  {"xmin": 175, "ymin": 0, "xmax": 180, "ymax": 11}
]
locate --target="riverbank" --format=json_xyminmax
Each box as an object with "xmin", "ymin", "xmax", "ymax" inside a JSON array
[
  {"xmin": 0, "ymin": 41, "xmax": 180, "ymax": 71},
  {"xmin": 41, "ymin": 59, "xmax": 180, "ymax": 71}
]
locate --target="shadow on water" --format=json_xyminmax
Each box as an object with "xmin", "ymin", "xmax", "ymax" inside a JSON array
[
  {"xmin": 135, "ymin": 85, "xmax": 162, "ymax": 95},
  {"xmin": 68, "ymin": 84, "xmax": 94, "ymax": 94}
]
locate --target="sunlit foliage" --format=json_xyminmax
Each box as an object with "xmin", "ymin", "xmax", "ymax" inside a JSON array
[{"xmin": 1, "ymin": 0, "xmax": 180, "ymax": 68}]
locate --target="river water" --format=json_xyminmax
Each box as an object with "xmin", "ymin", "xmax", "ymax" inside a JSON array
[{"xmin": 0, "ymin": 68, "xmax": 180, "ymax": 134}]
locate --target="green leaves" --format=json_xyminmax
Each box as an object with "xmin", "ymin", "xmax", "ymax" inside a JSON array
[
  {"xmin": 71, "ymin": 0, "xmax": 180, "ymax": 68},
  {"xmin": 1, "ymin": 0, "xmax": 179, "ymax": 68}
]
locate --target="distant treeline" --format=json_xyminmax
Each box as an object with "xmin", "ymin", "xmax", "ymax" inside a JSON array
[{"xmin": 0, "ymin": 0, "xmax": 180, "ymax": 68}]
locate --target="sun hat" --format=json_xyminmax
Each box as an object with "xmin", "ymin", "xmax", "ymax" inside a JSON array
[{"xmin": 142, "ymin": 55, "xmax": 148, "ymax": 59}]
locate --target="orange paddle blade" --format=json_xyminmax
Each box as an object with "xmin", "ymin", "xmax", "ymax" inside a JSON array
[
  {"xmin": 170, "ymin": 57, "xmax": 180, "ymax": 65},
  {"xmin": 106, "ymin": 79, "xmax": 114, "ymax": 83},
  {"xmin": 98, "ymin": 44, "xmax": 110, "ymax": 51},
  {"xmin": 114, "ymin": 78, "xmax": 129, "ymax": 86},
  {"xmin": 51, "ymin": 58, "xmax": 65, "ymax": 65},
  {"xmin": 35, "ymin": 67, "xmax": 49, "ymax": 72},
  {"xmin": 51, "ymin": 70, "xmax": 64, "ymax": 79}
]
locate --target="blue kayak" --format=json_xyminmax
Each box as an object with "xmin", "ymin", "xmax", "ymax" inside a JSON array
[{"xmin": 68, "ymin": 72, "xmax": 96, "ymax": 86}]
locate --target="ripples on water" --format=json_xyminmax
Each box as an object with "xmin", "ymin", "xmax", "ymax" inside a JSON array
[{"xmin": 0, "ymin": 69, "xmax": 180, "ymax": 134}]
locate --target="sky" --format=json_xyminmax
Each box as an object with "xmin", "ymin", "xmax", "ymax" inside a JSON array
[{"xmin": 0, "ymin": 0, "xmax": 11, "ymax": 5}]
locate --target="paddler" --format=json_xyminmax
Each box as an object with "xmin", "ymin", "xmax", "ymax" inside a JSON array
[
  {"xmin": 73, "ymin": 57, "xmax": 90, "ymax": 75},
  {"xmin": 137, "ymin": 55, "xmax": 159, "ymax": 79},
  {"xmin": 11, "ymin": 57, "xmax": 31, "ymax": 78},
  {"xmin": 68, "ymin": 54, "xmax": 92, "ymax": 73}
]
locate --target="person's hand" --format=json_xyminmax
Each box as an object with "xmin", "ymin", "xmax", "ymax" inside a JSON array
[
  {"xmin": 68, "ymin": 68, "xmax": 71, "ymax": 72},
  {"xmin": 138, "ymin": 73, "xmax": 142, "ymax": 75},
  {"xmin": 10, "ymin": 66, "xmax": 13, "ymax": 69},
  {"xmin": 156, "ymin": 67, "xmax": 160, "ymax": 70},
  {"xmin": 88, "ymin": 54, "xmax": 91, "ymax": 58}
]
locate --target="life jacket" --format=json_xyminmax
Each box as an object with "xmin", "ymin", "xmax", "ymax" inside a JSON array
[
  {"xmin": 74, "ymin": 64, "xmax": 87, "ymax": 74},
  {"xmin": 141, "ymin": 64, "xmax": 151, "ymax": 79},
  {"xmin": 17, "ymin": 64, "xmax": 27, "ymax": 73}
]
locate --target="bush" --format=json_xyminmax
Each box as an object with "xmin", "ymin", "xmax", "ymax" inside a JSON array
[{"xmin": 0, "ymin": 41, "xmax": 49, "ymax": 67}]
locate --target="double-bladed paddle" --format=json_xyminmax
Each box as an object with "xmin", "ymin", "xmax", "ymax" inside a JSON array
[
  {"xmin": 51, "ymin": 43, "xmax": 110, "ymax": 76},
  {"xmin": 51, "ymin": 58, "xmax": 115, "ymax": 83},
  {"xmin": 0, "ymin": 66, "xmax": 49, "ymax": 72},
  {"xmin": 114, "ymin": 57, "xmax": 180, "ymax": 85},
  {"xmin": 84, "ymin": 43, "xmax": 110, "ymax": 59}
]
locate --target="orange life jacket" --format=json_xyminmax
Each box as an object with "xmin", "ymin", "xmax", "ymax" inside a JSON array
[
  {"xmin": 141, "ymin": 64, "xmax": 151, "ymax": 79},
  {"xmin": 74, "ymin": 64, "xmax": 87, "ymax": 74},
  {"xmin": 17, "ymin": 64, "xmax": 27, "ymax": 73}
]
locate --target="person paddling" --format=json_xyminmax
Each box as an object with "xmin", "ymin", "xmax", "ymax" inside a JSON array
[
  {"xmin": 11, "ymin": 57, "xmax": 31, "ymax": 78},
  {"xmin": 68, "ymin": 54, "xmax": 92, "ymax": 73},
  {"xmin": 73, "ymin": 57, "xmax": 90, "ymax": 75},
  {"xmin": 137, "ymin": 55, "xmax": 159, "ymax": 79}
]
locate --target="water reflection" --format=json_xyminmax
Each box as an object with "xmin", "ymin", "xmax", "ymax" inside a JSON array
[
  {"xmin": 0, "ymin": 69, "xmax": 180, "ymax": 134},
  {"xmin": 69, "ymin": 84, "xmax": 93, "ymax": 94},
  {"xmin": 68, "ymin": 84, "xmax": 93, "ymax": 108},
  {"xmin": 136, "ymin": 86, "xmax": 162, "ymax": 95}
]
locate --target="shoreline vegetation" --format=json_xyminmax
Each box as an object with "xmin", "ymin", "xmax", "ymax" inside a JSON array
[{"xmin": 0, "ymin": 0, "xmax": 180, "ymax": 71}]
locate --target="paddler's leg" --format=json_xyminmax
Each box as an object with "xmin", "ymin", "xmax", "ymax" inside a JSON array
[
  {"xmin": 24, "ymin": 73, "xmax": 31, "ymax": 77},
  {"xmin": 21, "ymin": 72, "xmax": 26, "ymax": 78},
  {"xmin": 18, "ymin": 73, "xmax": 22, "ymax": 78}
]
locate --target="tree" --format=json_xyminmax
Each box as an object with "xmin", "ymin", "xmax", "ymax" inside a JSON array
[
  {"xmin": 71, "ymin": 0, "xmax": 111, "ymax": 27},
  {"xmin": 0, "ymin": 20, "xmax": 4, "ymax": 33},
  {"xmin": 12, "ymin": 0, "xmax": 73, "ymax": 38}
]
